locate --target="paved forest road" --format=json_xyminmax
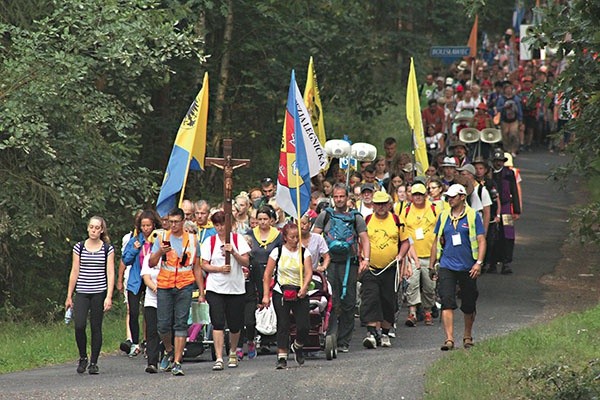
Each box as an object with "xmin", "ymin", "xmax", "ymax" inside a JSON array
[{"xmin": 0, "ymin": 151, "xmax": 572, "ymax": 400}]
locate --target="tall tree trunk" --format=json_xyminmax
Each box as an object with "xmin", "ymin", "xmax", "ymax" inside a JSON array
[{"xmin": 212, "ymin": 0, "xmax": 234, "ymax": 154}]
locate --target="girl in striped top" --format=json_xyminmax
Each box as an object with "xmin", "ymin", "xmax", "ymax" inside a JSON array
[{"xmin": 65, "ymin": 216, "xmax": 115, "ymax": 375}]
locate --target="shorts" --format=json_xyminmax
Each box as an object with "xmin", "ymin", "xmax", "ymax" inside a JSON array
[
  {"xmin": 205, "ymin": 291, "xmax": 245, "ymax": 333},
  {"xmin": 157, "ymin": 285, "xmax": 194, "ymax": 337},
  {"xmin": 438, "ymin": 268, "xmax": 478, "ymax": 314}
]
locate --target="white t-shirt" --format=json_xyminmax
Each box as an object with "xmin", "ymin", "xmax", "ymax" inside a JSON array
[
  {"xmin": 304, "ymin": 233, "xmax": 329, "ymax": 270},
  {"xmin": 269, "ymin": 246, "xmax": 312, "ymax": 292},
  {"xmin": 140, "ymin": 256, "xmax": 160, "ymax": 308},
  {"xmin": 201, "ymin": 234, "xmax": 251, "ymax": 295}
]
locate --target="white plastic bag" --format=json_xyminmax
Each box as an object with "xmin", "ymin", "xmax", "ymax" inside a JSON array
[{"xmin": 255, "ymin": 305, "xmax": 277, "ymax": 335}]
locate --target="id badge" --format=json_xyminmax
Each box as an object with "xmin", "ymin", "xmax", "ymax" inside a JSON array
[
  {"xmin": 452, "ymin": 233, "xmax": 462, "ymax": 246},
  {"xmin": 415, "ymin": 228, "xmax": 425, "ymax": 240}
]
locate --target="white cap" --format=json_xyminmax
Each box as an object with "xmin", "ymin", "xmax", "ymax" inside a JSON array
[
  {"xmin": 445, "ymin": 184, "xmax": 467, "ymax": 197},
  {"xmin": 441, "ymin": 157, "xmax": 457, "ymax": 167}
]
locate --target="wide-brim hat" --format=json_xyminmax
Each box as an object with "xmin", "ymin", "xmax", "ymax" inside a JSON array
[
  {"xmin": 441, "ymin": 157, "xmax": 457, "ymax": 167},
  {"xmin": 492, "ymin": 149, "xmax": 508, "ymax": 162},
  {"xmin": 449, "ymin": 140, "xmax": 468, "ymax": 151}
]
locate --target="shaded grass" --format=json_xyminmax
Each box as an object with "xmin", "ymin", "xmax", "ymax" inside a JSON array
[
  {"xmin": 0, "ymin": 305, "xmax": 127, "ymax": 374},
  {"xmin": 425, "ymin": 305, "xmax": 600, "ymax": 399}
]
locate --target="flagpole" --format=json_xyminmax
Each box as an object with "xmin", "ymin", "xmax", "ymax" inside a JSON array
[
  {"xmin": 295, "ymin": 160, "xmax": 304, "ymax": 286},
  {"xmin": 178, "ymin": 156, "xmax": 193, "ymax": 208}
]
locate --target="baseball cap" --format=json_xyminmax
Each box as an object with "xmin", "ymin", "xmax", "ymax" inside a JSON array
[
  {"xmin": 411, "ymin": 183, "xmax": 427, "ymax": 195},
  {"xmin": 361, "ymin": 183, "xmax": 375, "ymax": 192},
  {"xmin": 445, "ymin": 77, "xmax": 454, "ymax": 86},
  {"xmin": 492, "ymin": 149, "xmax": 508, "ymax": 161},
  {"xmin": 444, "ymin": 184, "xmax": 467, "ymax": 197},
  {"xmin": 372, "ymin": 191, "xmax": 391, "ymax": 203},
  {"xmin": 457, "ymin": 164, "xmax": 476, "ymax": 176}
]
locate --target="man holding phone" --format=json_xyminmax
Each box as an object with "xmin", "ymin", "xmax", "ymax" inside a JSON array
[{"xmin": 149, "ymin": 207, "xmax": 204, "ymax": 376}]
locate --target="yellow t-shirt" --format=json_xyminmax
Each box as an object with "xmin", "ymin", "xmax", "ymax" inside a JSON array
[
  {"xmin": 367, "ymin": 213, "xmax": 400, "ymax": 269},
  {"xmin": 399, "ymin": 201, "xmax": 440, "ymax": 258}
]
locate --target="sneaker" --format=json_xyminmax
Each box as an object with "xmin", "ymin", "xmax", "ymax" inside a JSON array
[
  {"xmin": 362, "ymin": 334, "xmax": 377, "ymax": 349},
  {"xmin": 291, "ymin": 341, "xmax": 305, "ymax": 366},
  {"xmin": 424, "ymin": 312, "xmax": 433, "ymax": 326},
  {"xmin": 235, "ymin": 347, "xmax": 244, "ymax": 361},
  {"xmin": 501, "ymin": 265, "xmax": 513, "ymax": 274},
  {"xmin": 276, "ymin": 357, "xmax": 287, "ymax": 369},
  {"xmin": 76, "ymin": 357, "xmax": 88, "ymax": 374},
  {"xmin": 159, "ymin": 350, "xmax": 173, "ymax": 372},
  {"xmin": 337, "ymin": 345, "xmax": 349, "ymax": 353},
  {"xmin": 171, "ymin": 362, "xmax": 184, "ymax": 376},
  {"xmin": 145, "ymin": 364, "xmax": 158, "ymax": 374},
  {"xmin": 128, "ymin": 344, "xmax": 140, "ymax": 358},
  {"xmin": 380, "ymin": 334, "xmax": 392, "ymax": 348},
  {"xmin": 405, "ymin": 314, "xmax": 417, "ymax": 327},
  {"xmin": 88, "ymin": 363, "xmax": 99, "ymax": 375},
  {"xmin": 247, "ymin": 342, "xmax": 257, "ymax": 359},
  {"xmin": 119, "ymin": 339, "xmax": 132, "ymax": 354},
  {"xmin": 228, "ymin": 351, "xmax": 239, "ymax": 368}
]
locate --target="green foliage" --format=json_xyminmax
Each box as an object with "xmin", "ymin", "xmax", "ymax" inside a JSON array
[
  {"xmin": 521, "ymin": 360, "xmax": 600, "ymax": 399},
  {"xmin": 425, "ymin": 305, "xmax": 600, "ymax": 399},
  {"xmin": 0, "ymin": 0, "xmax": 204, "ymax": 318},
  {"xmin": 530, "ymin": 0, "xmax": 600, "ymax": 244}
]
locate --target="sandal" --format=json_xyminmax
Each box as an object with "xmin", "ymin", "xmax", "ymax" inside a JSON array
[
  {"xmin": 440, "ymin": 339, "xmax": 454, "ymax": 351},
  {"xmin": 463, "ymin": 337, "xmax": 474, "ymax": 349},
  {"xmin": 212, "ymin": 360, "xmax": 224, "ymax": 371}
]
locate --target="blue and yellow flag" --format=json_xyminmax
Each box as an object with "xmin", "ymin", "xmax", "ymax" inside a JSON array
[
  {"xmin": 156, "ymin": 72, "xmax": 209, "ymax": 217},
  {"xmin": 406, "ymin": 58, "xmax": 430, "ymax": 176},
  {"xmin": 277, "ymin": 70, "xmax": 328, "ymax": 219},
  {"xmin": 303, "ymin": 56, "xmax": 326, "ymax": 146}
]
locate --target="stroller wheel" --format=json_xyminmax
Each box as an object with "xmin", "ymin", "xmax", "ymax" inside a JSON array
[{"xmin": 325, "ymin": 335, "xmax": 334, "ymax": 361}]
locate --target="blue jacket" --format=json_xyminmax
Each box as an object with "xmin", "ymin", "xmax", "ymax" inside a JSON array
[{"xmin": 122, "ymin": 233, "xmax": 147, "ymax": 295}]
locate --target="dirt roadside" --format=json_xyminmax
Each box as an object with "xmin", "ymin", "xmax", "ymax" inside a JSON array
[{"xmin": 538, "ymin": 201, "xmax": 600, "ymax": 321}]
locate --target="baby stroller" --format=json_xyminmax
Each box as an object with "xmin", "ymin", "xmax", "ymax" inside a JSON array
[
  {"xmin": 289, "ymin": 271, "xmax": 336, "ymax": 360},
  {"xmin": 182, "ymin": 290, "xmax": 230, "ymax": 362}
]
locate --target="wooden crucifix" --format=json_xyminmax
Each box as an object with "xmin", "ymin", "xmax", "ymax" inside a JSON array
[{"xmin": 205, "ymin": 138, "xmax": 251, "ymax": 264}]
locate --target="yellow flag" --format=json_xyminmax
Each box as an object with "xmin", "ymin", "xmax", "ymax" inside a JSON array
[
  {"xmin": 303, "ymin": 56, "xmax": 326, "ymax": 146},
  {"xmin": 406, "ymin": 58, "xmax": 429, "ymax": 176}
]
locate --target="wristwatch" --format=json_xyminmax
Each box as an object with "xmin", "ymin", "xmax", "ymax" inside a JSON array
[
  {"xmin": 475, "ymin": 260, "xmax": 483, "ymax": 265},
  {"xmin": 364, "ymin": 257, "xmax": 370, "ymax": 261}
]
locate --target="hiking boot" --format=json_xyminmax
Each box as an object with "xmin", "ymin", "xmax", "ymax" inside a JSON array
[
  {"xmin": 236, "ymin": 347, "xmax": 244, "ymax": 361},
  {"xmin": 501, "ymin": 264, "xmax": 513, "ymax": 274},
  {"xmin": 228, "ymin": 350, "xmax": 239, "ymax": 368},
  {"xmin": 159, "ymin": 350, "xmax": 173, "ymax": 372},
  {"xmin": 88, "ymin": 363, "xmax": 99, "ymax": 375},
  {"xmin": 119, "ymin": 339, "xmax": 132, "ymax": 354},
  {"xmin": 247, "ymin": 341, "xmax": 257, "ymax": 359},
  {"xmin": 362, "ymin": 334, "xmax": 377, "ymax": 349},
  {"xmin": 145, "ymin": 364, "xmax": 158, "ymax": 374},
  {"xmin": 380, "ymin": 334, "xmax": 392, "ymax": 348},
  {"xmin": 171, "ymin": 362, "xmax": 184, "ymax": 376},
  {"xmin": 276, "ymin": 357, "xmax": 287, "ymax": 369},
  {"xmin": 424, "ymin": 312, "xmax": 433, "ymax": 326},
  {"xmin": 291, "ymin": 341, "xmax": 305, "ymax": 366},
  {"xmin": 128, "ymin": 344, "xmax": 140, "ymax": 358},
  {"xmin": 76, "ymin": 357, "xmax": 88, "ymax": 374},
  {"xmin": 405, "ymin": 314, "xmax": 417, "ymax": 327}
]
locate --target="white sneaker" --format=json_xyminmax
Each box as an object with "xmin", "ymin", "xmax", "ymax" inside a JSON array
[
  {"xmin": 128, "ymin": 344, "xmax": 140, "ymax": 358},
  {"xmin": 362, "ymin": 334, "xmax": 377, "ymax": 349},
  {"xmin": 381, "ymin": 334, "xmax": 392, "ymax": 348}
]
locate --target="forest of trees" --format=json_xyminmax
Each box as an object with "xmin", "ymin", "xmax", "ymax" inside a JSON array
[{"xmin": 3, "ymin": 0, "xmax": 596, "ymax": 320}]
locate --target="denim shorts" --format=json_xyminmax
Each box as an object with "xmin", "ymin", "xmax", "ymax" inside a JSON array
[{"xmin": 157, "ymin": 285, "xmax": 194, "ymax": 337}]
